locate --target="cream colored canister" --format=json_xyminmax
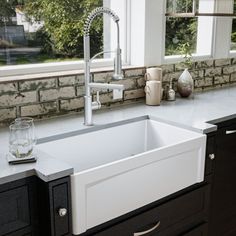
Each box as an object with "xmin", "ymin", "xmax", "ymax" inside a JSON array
[
  {"xmin": 145, "ymin": 81, "xmax": 161, "ymax": 106},
  {"xmin": 145, "ymin": 67, "xmax": 162, "ymax": 81}
]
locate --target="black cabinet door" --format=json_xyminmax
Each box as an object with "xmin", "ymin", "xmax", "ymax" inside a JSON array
[
  {"xmin": 0, "ymin": 185, "xmax": 30, "ymax": 235},
  {"xmin": 0, "ymin": 177, "xmax": 38, "ymax": 236},
  {"xmin": 205, "ymin": 134, "xmax": 215, "ymax": 176},
  {"xmin": 209, "ymin": 123, "xmax": 236, "ymax": 236},
  {"xmin": 38, "ymin": 177, "xmax": 72, "ymax": 236},
  {"xmin": 51, "ymin": 182, "xmax": 71, "ymax": 236}
]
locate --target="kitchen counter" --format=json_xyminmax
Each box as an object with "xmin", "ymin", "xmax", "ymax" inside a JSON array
[{"xmin": 1, "ymin": 85, "xmax": 236, "ymax": 184}]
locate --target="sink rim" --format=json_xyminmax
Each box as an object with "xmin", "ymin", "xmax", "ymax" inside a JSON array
[
  {"xmin": 37, "ymin": 115, "xmax": 149, "ymax": 145},
  {"xmin": 37, "ymin": 114, "xmax": 203, "ymax": 145}
]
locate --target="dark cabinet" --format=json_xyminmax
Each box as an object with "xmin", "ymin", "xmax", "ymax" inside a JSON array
[
  {"xmin": 37, "ymin": 177, "xmax": 72, "ymax": 236},
  {"xmin": 209, "ymin": 120, "xmax": 236, "ymax": 236},
  {"xmin": 0, "ymin": 177, "xmax": 38, "ymax": 236},
  {"xmin": 0, "ymin": 176, "xmax": 72, "ymax": 236},
  {"xmin": 205, "ymin": 134, "xmax": 216, "ymax": 176},
  {"xmin": 183, "ymin": 223, "xmax": 208, "ymax": 236}
]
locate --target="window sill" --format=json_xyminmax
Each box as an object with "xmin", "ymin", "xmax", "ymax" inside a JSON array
[
  {"xmin": 164, "ymin": 54, "xmax": 212, "ymax": 64},
  {"xmin": 0, "ymin": 65, "xmax": 144, "ymax": 83},
  {"xmin": 0, "ymin": 59, "xmax": 115, "ymax": 78}
]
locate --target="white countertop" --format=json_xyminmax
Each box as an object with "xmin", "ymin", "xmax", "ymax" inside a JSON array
[{"xmin": 1, "ymin": 85, "xmax": 236, "ymax": 184}]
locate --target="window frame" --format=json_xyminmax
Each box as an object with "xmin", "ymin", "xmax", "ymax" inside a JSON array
[
  {"xmin": 0, "ymin": 0, "xmax": 130, "ymax": 78},
  {"xmin": 163, "ymin": 0, "xmax": 215, "ymax": 63},
  {"xmin": 1, "ymin": 0, "xmax": 236, "ymax": 78}
]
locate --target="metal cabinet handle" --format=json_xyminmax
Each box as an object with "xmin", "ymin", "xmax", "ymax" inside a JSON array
[
  {"xmin": 58, "ymin": 208, "xmax": 67, "ymax": 217},
  {"xmin": 133, "ymin": 221, "xmax": 160, "ymax": 236},
  {"xmin": 226, "ymin": 130, "xmax": 236, "ymax": 135},
  {"xmin": 209, "ymin": 153, "xmax": 215, "ymax": 160}
]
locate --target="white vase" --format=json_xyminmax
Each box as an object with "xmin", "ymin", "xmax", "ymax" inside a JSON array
[{"xmin": 177, "ymin": 68, "xmax": 193, "ymax": 97}]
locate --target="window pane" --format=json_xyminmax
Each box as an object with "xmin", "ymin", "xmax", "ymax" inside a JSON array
[
  {"xmin": 166, "ymin": 0, "xmax": 199, "ymax": 13},
  {"xmin": 231, "ymin": 19, "xmax": 236, "ymax": 51},
  {"xmin": 0, "ymin": 0, "xmax": 112, "ymax": 66},
  {"xmin": 165, "ymin": 17, "xmax": 198, "ymax": 56}
]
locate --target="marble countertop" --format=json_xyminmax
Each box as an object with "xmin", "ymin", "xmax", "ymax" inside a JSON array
[{"xmin": 1, "ymin": 85, "xmax": 236, "ymax": 184}]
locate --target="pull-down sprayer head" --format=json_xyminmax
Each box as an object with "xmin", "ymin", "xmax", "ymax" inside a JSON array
[{"xmin": 84, "ymin": 7, "xmax": 123, "ymax": 80}]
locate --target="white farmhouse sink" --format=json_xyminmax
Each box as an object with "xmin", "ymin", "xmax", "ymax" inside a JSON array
[{"xmin": 37, "ymin": 116, "xmax": 206, "ymax": 235}]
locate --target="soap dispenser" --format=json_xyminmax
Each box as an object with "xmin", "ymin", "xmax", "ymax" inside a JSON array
[{"xmin": 167, "ymin": 78, "xmax": 175, "ymax": 101}]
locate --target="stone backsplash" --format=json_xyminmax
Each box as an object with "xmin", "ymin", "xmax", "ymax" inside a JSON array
[
  {"xmin": 161, "ymin": 58, "xmax": 236, "ymax": 92},
  {"xmin": 0, "ymin": 58, "xmax": 235, "ymax": 125}
]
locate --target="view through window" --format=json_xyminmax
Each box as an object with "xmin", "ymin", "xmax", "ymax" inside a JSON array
[
  {"xmin": 231, "ymin": 1, "xmax": 236, "ymax": 51},
  {"xmin": 165, "ymin": 0, "xmax": 198, "ymax": 56},
  {"xmin": 0, "ymin": 0, "xmax": 108, "ymax": 66}
]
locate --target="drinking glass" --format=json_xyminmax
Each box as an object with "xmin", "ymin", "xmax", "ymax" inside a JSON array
[
  {"xmin": 9, "ymin": 122, "xmax": 33, "ymax": 158},
  {"xmin": 15, "ymin": 117, "xmax": 37, "ymax": 146}
]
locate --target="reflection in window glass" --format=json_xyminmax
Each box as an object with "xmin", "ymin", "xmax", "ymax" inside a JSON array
[
  {"xmin": 231, "ymin": 1, "xmax": 236, "ymax": 51},
  {"xmin": 231, "ymin": 19, "xmax": 236, "ymax": 50},
  {"xmin": 166, "ymin": 0, "xmax": 199, "ymax": 14},
  {"xmin": 165, "ymin": 17, "xmax": 198, "ymax": 56},
  {"xmin": 0, "ymin": 0, "xmax": 106, "ymax": 66}
]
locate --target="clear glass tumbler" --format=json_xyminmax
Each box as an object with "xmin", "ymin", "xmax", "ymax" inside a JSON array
[
  {"xmin": 15, "ymin": 117, "xmax": 37, "ymax": 146},
  {"xmin": 9, "ymin": 122, "xmax": 34, "ymax": 158}
]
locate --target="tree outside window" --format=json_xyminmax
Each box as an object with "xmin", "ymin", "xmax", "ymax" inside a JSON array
[
  {"xmin": 0, "ymin": 0, "xmax": 104, "ymax": 66},
  {"xmin": 165, "ymin": 0, "xmax": 198, "ymax": 56},
  {"xmin": 231, "ymin": 1, "xmax": 236, "ymax": 51}
]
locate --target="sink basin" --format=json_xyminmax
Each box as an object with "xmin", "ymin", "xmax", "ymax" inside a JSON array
[{"xmin": 37, "ymin": 116, "xmax": 206, "ymax": 235}]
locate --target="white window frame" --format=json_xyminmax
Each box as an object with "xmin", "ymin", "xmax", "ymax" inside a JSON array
[
  {"xmin": 229, "ymin": 0, "xmax": 236, "ymax": 57},
  {"xmin": 0, "ymin": 0, "xmax": 130, "ymax": 78},
  {"xmin": 163, "ymin": 0, "xmax": 236, "ymax": 64},
  {"xmin": 1, "ymin": 0, "xmax": 235, "ymax": 78},
  {"xmin": 126, "ymin": 0, "xmax": 217, "ymax": 67},
  {"xmin": 164, "ymin": 0, "xmax": 215, "ymax": 64},
  {"xmin": 213, "ymin": 0, "xmax": 233, "ymax": 59}
]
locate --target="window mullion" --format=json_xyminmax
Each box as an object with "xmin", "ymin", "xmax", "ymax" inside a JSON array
[
  {"xmin": 212, "ymin": 0, "xmax": 234, "ymax": 59},
  {"xmin": 196, "ymin": 0, "xmax": 215, "ymax": 56},
  {"xmin": 129, "ymin": 0, "xmax": 165, "ymax": 66}
]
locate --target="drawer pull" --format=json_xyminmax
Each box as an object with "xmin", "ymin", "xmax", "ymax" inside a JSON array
[
  {"xmin": 133, "ymin": 221, "xmax": 160, "ymax": 236},
  {"xmin": 58, "ymin": 208, "xmax": 67, "ymax": 217},
  {"xmin": 226, "ymin": 130, "xmax": 236, "ymax": 135},
  {"xmin": 209, "ymin": 153, "xmax": 215, "ymax": 160}
]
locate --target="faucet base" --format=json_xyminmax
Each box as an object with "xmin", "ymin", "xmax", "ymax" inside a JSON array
[{"xmin": 84, "ymin": 95, "xmax": 93, "ymax": 126}]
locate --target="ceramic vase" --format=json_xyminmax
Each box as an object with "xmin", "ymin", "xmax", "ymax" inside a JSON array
[{"xmin": 177, "ymin": 68, "xmax": 193, "ymax": 97}]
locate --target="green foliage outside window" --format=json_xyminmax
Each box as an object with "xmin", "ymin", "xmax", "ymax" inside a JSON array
[
  {"xmin": 165, "ymin": 17, "xmax": 197, "ymax": 56},
  {"xmin": 0, "ymin": 0, "xmax": 103, "ymax": 65},
  {"xmin": 231, "ymin": 2, "xmax": 236, "ymax": 50},
  {"xmin": 165, "ymin": 0, "xmax": 198, "ymax": 56},
  {"xmin": 23, "ymin": 0, "xmax": 103, "ymax": 57}
]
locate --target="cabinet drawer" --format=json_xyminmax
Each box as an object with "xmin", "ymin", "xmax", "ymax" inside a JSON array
[
  {"xmin": 156, "ymin": 222, "xmax": 208, "ymax": 236},
  {"xmin": 183, "ymin": 223, "xmax": 208, "ymax": 236},
  {"xmin": 94, "ymin": 185, "xmax": 209, "ymax": 236},
  {"xmin": 0, "ymin": 185, "xmax": 30, "ymax": 235}
]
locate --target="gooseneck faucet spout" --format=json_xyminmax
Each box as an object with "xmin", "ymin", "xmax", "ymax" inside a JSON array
[{"xmin": 83, "ymin": 7, "xmax": 124, "ymax": 126}]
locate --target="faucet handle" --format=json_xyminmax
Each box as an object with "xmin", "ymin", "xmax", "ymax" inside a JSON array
[{"xmin": 91, "ymin": 91, "xmax": 101, "ymax": 110}]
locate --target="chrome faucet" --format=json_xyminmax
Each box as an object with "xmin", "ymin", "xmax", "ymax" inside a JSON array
[{"xmin": 83, "ymin": 7, "xmax": 124, "ymax": 126}]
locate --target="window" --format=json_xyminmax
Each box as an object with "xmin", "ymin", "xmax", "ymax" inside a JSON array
[
  {"xmin": 231, "ymin": 1, "xmax": 236, "ymax": 51},
  {"xmin": 165, "ymin": 17, "xmax": 197, "ymax": 56},
  {"xmin": 0, "ymin": 0, "xmax": 105, "ymax": 66},
  {"xmin": 165, "ymin": 0, "xmax": 214, "ymax": 60},
  {"xmin": 165, "ymin": 0, "xmax": 197, "ymax": 56},
  {"xmin": 0, "ymin": 0, "xmax": 128, "ymax": 76},
  {"xmin": 231, "ymin": 19, "xmax": 236, "ymax": 50}
]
